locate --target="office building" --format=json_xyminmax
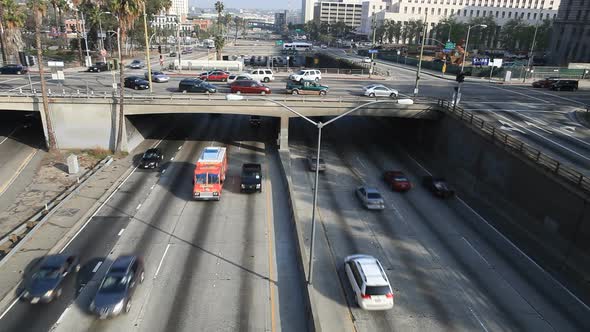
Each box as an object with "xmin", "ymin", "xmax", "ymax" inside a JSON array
[
  {"xmin": 302, "ymin": 0, "xmax": 318, "ymax": 22},
  {"xmin": 275, "ymin": 10, "xmax": 288, "ymax": 32},
  {"xmin": 549, "ymin": 0, "xmax": 590, "ymax": 65},
  {"xmin": 314, "ymin": 0, "xmax": 364, "ymax": 28}
]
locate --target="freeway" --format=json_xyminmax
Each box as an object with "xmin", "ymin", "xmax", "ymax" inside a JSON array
[{"xmin": 0, "ymin": 114, "xmax": 308, "ymax": 332}]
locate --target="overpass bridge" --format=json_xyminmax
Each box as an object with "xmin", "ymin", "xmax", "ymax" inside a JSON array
[{"xmin": 0, "ymin": 93, "xmax": 442, "ymax": 152}]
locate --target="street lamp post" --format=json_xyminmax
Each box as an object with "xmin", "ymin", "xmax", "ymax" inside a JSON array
[
  {"xmin": 225, "ymin": 94, "xmax": 413, "ymax": 284},
  {"xmin": 80, "ymin": 10, "xmax": 91, "ymax": 67},
  {"xmin": 525, "ymin": 8, "xmax": 548, "ymax": 82},
  {"xmin": 461, "ymin": 24, "xmax": 487, "ymax": 72},
  {"xmin": 414, "ymin": 12, "xmax": 428, "ymax": 97},
  {"xmin": 142, "ymin": 3, "xmax": 153, "ymax": 92}
]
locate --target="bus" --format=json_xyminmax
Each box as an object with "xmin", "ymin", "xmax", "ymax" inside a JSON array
[
  {"xmin": 193, "ymin": 147, "xmax": 227, "ymax": 200},
  {"xmin": 283, "ymin": 42, "xmax": 313, "ymax": 52},
  {"xmin": 203, "ymin": 39, "xmax": 215, "ymax": 49}
]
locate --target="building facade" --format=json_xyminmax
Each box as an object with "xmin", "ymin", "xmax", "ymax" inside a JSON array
[
  {"xmin": 314, "ymin": 0, "xmax": 365, "ymax": 28},
  {"xmin": 275, "ymin": 10, "xmax": 288, "ymax": 31},
  {"xmin": 169, "ymin": 0, "xmax": 189, "ymax": 19},
  {"xmin": 303, "ymin": 0, "xmax": 318, "ymax": 22},
  {"xmin": 549, "ymin": 0, "xmax": 590, "ymax": 65}
]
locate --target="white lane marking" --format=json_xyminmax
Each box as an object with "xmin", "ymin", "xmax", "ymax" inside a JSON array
[
  {"xmin": 487, "ymin": 85, "xmax": 550, "ymax": 104},
  {"xmin": 0, "ymin": 298, "xmax": 20, "ymax": 321},
  {"xmin": 463, "ymin": 237, "xmax": 492, "ymax": 268},
  {"xmin": 170, "ymin": 157, "xmax": 174, "ymax": 161},
  {"xmin": 492, "ymin": 112, "xmax": 590, "ymax": 161},
  {"xmin": 55, "ymin": 307, "xmax": 70, "ymax": 326},
  {"xmin": 92, "ymin": 261, "xmax": 103, "ymax": 273},
  {"xmin": 469, "ymin": 307, "xmax": 489, "ymax": 332},
  {"xmin": 0, "ymin": 76, "xmax": 28, "ymax": 84},
  {"xmin": 516, "ymin": 112, "xmax": 590, "ymax": 149},
  {"xmin": 161, "ymin": 169, "xmax": 166, "ymax": 174},
  {"xmin": 136, "ymin": 204, "xmax": 142, "ymax": 210},
  {"xmin": 464, "ymin": 109, "xmax": 569, "ymax": 114},
  {"xmin": 0, "ymin": 127, "xmax": 18, "ymax": 145},
  {"xmin": 150, "ymin": 185, "xmax": 155, "ymax": 190},
  {"xmin": 117, "ymin": 228, "xmax": 125, "ymax": 236},
  {"xmin": 177, "ymin": 145, "xmax": 182, "ymax": 150},
  {"xmin": 516, "ymin": 86, "xmax": 587, "ymax": 105},
  {"xmin": 356, "ymin": 156, "xmax": 367, "ymax": 169},
  {"xmin": 7, "ymin": 81, "xmax": 41, "ymax": 92},
  {"xmin": 0, "ymin": 149, "xmax": 38, "ymax": 198},
  {"xmin": 154, "ymin": 243, "xmax": 171, "ymax": 279}
]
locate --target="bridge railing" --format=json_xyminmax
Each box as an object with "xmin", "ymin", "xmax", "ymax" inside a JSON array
[{"xmin": 437, "ymin": 99, "xmax": 590, "ymax": 196}]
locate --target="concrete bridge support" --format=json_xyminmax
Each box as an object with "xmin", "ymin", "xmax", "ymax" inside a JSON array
[{"xmin": 279, "ymin": 116, "xmax": 289, "ymax": 151}]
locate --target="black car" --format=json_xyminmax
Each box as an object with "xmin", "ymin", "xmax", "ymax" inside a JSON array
[
  {"xmin": 88, "ymin": 62, "xmax": 110, "ymax": 72},
  {"xmin": 90, "ymin": 255, "xmax": 144, "ymax": 319},
  {"xmin": 124, "ymin": 76, "xmax": 150, "ymax": 90},
  {"xmin": 240, "ymin": 163, "xmax": 262, "ymax": 193},
  {"xmin": 139, "ymin": 148, "xmax": 163, "ymax": 169},
  {"xmin": 532, "ymin": 77, "xmax": 559, "ymax": 88},
  {"xmin": 169, "ymin": 52, "xmax": 177, "ymax": 57},
  {"xmin": 550, "ymin": 79, "xmax": 579, "ymax": 91},
  {"xmin": 0, "ymin": 64, "xmax": 28, "ymax": 75},
  {"xmin": 178, "ymin": 78, "xmax": 217, "ymax": 93},
  {"xmin": 422, "ymin": 176, "xmax": 455, "ymax": 198},
  {"xmin": 21, "ymin": 255, "xmax": 80, "ymax": 303}
]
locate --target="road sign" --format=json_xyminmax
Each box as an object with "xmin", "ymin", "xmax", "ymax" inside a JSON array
[
  {"xmin": 472, "ymin": 57, "xmax": 489, "ymax": 66},
  {"xmin": 275, "ymin": 40, "xmax": 283, "ymax": 46},
  {"xmin": 444, "ymin": 42, "xmax": 455, "ymax": 50},
  {"xmin": 490, "ymin": 58, "xmax": 503, "ymax": 67},
  {"xmin": 368, "ymin": 49, "xmax": 378, "ymax": 54}
]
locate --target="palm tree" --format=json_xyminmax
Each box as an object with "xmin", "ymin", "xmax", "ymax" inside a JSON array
[
  {"xmin": 71, "ymin": 0, "xmax": 84, "ymax": 65},
  {"xmin": 214, "ymin": 0, "xmax": 223, "ymax": 34},
  {"xmin": 214, "ymin": 34, "xmax": 224, "ymax": 60},
  {"xmin": 57, "ymin": 0, "xmax": 68, "ymax": 49},
  {"xmin": 233, "ymin": 16, "xmax": 241, "ymax": 43},
  {"xmin": 0, "ymin": 0, "xmax": 26, "ymax": 62},
  {"xmin": 214, "ymin": 1, "xmax": 224, "ymax": 59},
  {"xmin": 108, "ymin": 0, "xmax": 144, "ymax": 152},
  {"xmin": 29, "ymin": 0, "xmax": 57, "ymax": 150}
]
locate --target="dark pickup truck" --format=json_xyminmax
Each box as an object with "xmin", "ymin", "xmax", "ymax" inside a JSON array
[{"xmin": 240, "ymin": 163, "xmax": 262, "ymax": 193}]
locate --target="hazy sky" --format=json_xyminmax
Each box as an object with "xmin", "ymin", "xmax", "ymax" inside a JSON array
[{"xmin": 196, "ymin": 0, "xmax": 292, "ymax": 10}]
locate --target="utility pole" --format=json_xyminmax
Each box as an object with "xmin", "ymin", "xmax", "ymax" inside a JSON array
[
  {"xmin": 177, "ymin": 15, "xmax": 181, "ymax": 72},
  {"xmin": 142, "ymin": 3, "xmax": 153, "ymax": 92},
  {"xmin": 524, "ymin": 8, "xmax": 544, "ymax": 83},
  {"xmin": 414, "ymin": 12, "xmax": 428, "ymax": 97},
  {"xmin": 81, "ymin": 11, "xmax": 91, "ymax": 67},
  {"xmin": 369, "ymin": 13, "xmax": 376, "ymax": 78}
]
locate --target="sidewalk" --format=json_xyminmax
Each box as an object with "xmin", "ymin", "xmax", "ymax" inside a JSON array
[{"xmin": 0, "ymin": 141, "xmax": 151, "ymax": 314}]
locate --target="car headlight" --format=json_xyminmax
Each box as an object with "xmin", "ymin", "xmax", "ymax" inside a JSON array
[
  {"xmin": 241, "ymin": 184, "xmax": 245, "ymax": 188},
  {"xmin": 194, "ymin": 192, "xmax": 200, "ymax": 196},
  {"xmin": 113, "ymin": 300, "xmax": 124, "ymax": 314},
  {"xmin": 213, "ymin": 192, "xmax": 219, "ymax": 196},
  {"xmin": 89, "ymin": 301, "xmax": 96, "ymax": 311},
  {"xmin": 256, "ymin": 184, "xmax": 261, "ymax": 188},
  {"xmin": 43, "ymin": 290, "xmax": 53, "ymax": 298}
]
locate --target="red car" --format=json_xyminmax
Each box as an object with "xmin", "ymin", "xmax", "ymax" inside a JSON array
[
  {"xmin": 383, "ymin": 171, "xmax": 412, "ymax": 191},
  {"xmin": 200, "ymin": 70, "xmax": 229, "ymax": 82},
  {"xmin": 230, "ymin": 80, "xmax": 271, "ymax": 95}
]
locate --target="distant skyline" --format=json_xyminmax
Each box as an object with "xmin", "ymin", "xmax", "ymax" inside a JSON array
[{"xmin": 194, "ymin": 0, "xmax": 291, "ymax": 10}]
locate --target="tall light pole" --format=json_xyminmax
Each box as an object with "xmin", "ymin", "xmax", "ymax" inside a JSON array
[
  {"xmin": 98, "ymin": 12, "xmax": 111, "ymax": 63},
  {"xmin": 525, "ymin": 7, "xmax": 549, "ymax": 82},
  {"xmin": 142, "ymin": 3, "xmax": 153, "ymax": 92},
  {"xmin": 461, "ymin": 24, "xmax": 487, "ymax": 72},
  {"xmin": 80, "ymin": 10, "xmax": 91, "ymax": 67},
  {"xmin": 369, "ymin": 13, "xmax": 376, "ymax": 78},
  {"xmin": 225, "ymin": 94, "xmax": 410, "ymax": 285},
  {"xmin": 414, "ymin": 12, "xmax": 428, "ymax": 97}
]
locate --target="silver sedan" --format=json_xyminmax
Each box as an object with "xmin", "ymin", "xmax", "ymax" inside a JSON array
[
  {"xmin": 363, "ymin": 84, "xmax": 398, "ymax": 98},
  {"xmin": 145, "ymin": 71, "xmax": 170, "ymax": 83},
  {"xmin": 355, "ymin": 186, "xmax": 385, "ymax": 210}
]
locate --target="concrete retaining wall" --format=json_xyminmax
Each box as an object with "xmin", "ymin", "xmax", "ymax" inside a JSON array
[{"xmin": 401, "ymin": 114, "xmax": 590, "ymax": 302}]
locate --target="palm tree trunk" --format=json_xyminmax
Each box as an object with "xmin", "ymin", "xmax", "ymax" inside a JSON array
[
  {"xmin": 59, "ymin": 10, "xmax": 66, "ymax": 50},
  {"xmin": 116, "ymin": 27, "xmax": 125, "ymax": 152},
  {"xmin": 0, "ymin": 4, "xmax": 7, "ymax": 63},
  {"xmin": 75, "ymin": 11, "xmax": 83, "ymax": 64},
  {"xmin": 34, "ymin": 8, "xmax": 56, "ymax": 150}
]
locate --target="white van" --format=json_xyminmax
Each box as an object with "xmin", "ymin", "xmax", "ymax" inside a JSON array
[
  {"xmin": 248, "ymin": 69, "xmax": 274, "ymax": 83},
  {"xmin": 289, "ymin": 69, "xmax": 322, "ymax": 82}
]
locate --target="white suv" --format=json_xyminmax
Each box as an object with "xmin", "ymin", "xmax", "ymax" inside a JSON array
[
  {"xmin": 344, "ymin": 254, "xmax": 394, "ymax": 310},
  {"xmin": 289, "ymin": 69, "xmax": 322, "ymax": 83},
  {"xmin": 248, "ymin": 69, "xmax": 274, "ymax": 83}
]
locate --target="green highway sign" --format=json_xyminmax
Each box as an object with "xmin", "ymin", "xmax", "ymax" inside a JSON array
[
  {"xmin": 444, "ymin": 42, "xmax": 456, "ymax": 50},
  {"xmin": 276, "ymin": 40, "xmax": 284, "ymax": 46}
]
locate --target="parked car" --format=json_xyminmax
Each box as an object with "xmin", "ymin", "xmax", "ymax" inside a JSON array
[
  {"xmin": 128, "ymin": 59, "xmax": 145, "ymax": 69},
  {"xmin": 178, "ymin": 78, "xmax": 217, "ymax": 93},
  {"xmin": 87, "ymin": 62, "xmax": 110, "ymax": 72},
  {"xmin": 289, "ymin": 69, "xmax": 322, "ymax": 83},
  {"xmin": 200, "ymin": 70, "xmax": 230, "ymax": 82},
  {"xmin": 0, "ymin": 64, "xmax": 27, "ymax": 75},
  {"xmin": 532, "ymin": 77, "xmax": 560, "ymax": 88},
  {"xmin": 240, "ymin": 163, "xmax": 262, "ymax": 193},
  {"xmin": 124, "ymin": 76, "xmax": 150, "ymax": 90},
  {"xmin": 90, "ymin": 255, "xmax": 144, "ymax": 319},
  {"xmin": 21, "ymin": 255, "xmax": 80, "ymax": 304},
  {"xmin": 169, "ymin": 52, "xmax": 177, "ymax": 57},
  {"xmin": 139, "ymin": 148, "xmax": 163, "ymax": 169},
  {"xmin": 383, "ymin": 171, "xmax": 412, "ymax": 192},
  {"xmin": 422, "ymin": 176, "xmax": 455, "ymax": 198},
  {"xmin": 230, "ymin": 80, "xmax": 271, "ymax": 94},
  {"xmin": 344, "ymin": 254, "xmax": 394, "ymax": 310},
  {"xmin": 355, "ymin": 186, "xmax": 385, "ymax": 210},
  {"xmin": 363, "ymin": 84, "xmax": 398, "ymax": 98},
  {"xmin": 248, "ymin": 68, "xmax": 274, "ymax": 82},
  {"xmin": 320, "ymin": 44, "xmax": 328, "ymax": 49},
  {"xmin": 286, "ymin": 80, "xmax": 329, "ymax": 95},
  {"xmin": 227, "ymin": 73, "xmax": 255, "ymax": 84},
  {"xmin": 550, "ymin": 79, "xmax": 579, "ymax": 91},
  {"xmin": 144, "ymin": 71, "xmax": 169, "ymax": 83},
  {"xmin": 306, "ymin": 156, "xmax": 326, "ymax": 172}
]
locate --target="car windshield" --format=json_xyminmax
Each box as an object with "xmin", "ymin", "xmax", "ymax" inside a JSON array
[
  {"xmin": 33, "ymin": 266, "xmax": 61, "ymax": 279},
  {"xmin": 99, "ymin": 275, "xmax": 127, "ymax": 293},
  {"xmin": 132, "ymin": 60, "xmax": 140, "ymax": 63},
  {"xmin": 243, "ymin": 170, "xmax": 261, "ymax": 179},
  {"xmin": 367, "ymin": 193, "xmax": 382, "ymax": 199},
  {"xmin": 208, "ymin": 173, "xmax": 220, "ymax": 184},
  {"xmin": 394, "ymin": 176, "xmax": 408, "ymax": 182},
  {"xmin": 143, "ymin": 152, "xmax": 159, "ymax": 159},
  {"xmin": 310, "ymin": 158, "xmax": 324, "ymax": 164},
  {"xmin": 296, "ymin": 70, "xmax": 305, "ymax": 75},
  {"xmin": 366, "ymin": 285, "xmax": 391, "ymax": 296},
  {"xmin": 195, "ymin": 173, "xmax": 207, "ymax": 184}
]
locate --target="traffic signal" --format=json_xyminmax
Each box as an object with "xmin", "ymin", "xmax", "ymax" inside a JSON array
[
  {"xmin": 27, "ymin": 55, "xmax": 36, "ymax": 66},
  {"xmin": 456, "ymin": 72, "xmax": 465, "ymax": 83},
  {"xmin": 158, "ymin": 45, "xmax": 162, "ymax": 54},
  {"xmin": 18, "ymin": 51, "xmax": 27, "ymax": 66}
]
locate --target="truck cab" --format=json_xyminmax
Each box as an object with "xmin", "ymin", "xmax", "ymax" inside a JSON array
[
  {"xmin": 240, "ymin": 163, "xmax": 262, "ymax": 193},
  {"xmin": 193, "ymin": 147, "xmax": 227, "ymax": 200}
]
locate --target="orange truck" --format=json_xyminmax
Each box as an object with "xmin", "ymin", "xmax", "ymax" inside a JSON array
[{"xmin": 193, "ymin": 147, "xmax": 227, "ymax": 200}]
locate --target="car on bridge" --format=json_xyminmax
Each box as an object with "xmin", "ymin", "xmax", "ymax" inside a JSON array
[
  {"xmin": 178, "ymin": 78, "xmax": 217, "ymax": 93},
  {"xmin": 230, "ymin": 80, "xmax": 271, "ymax": 94},
  {"xmin": 383, "ymin": 171, "xmax": 412, "ymax": 192},
  {"xmin": 21, "ymin": 254, "xmax": 80, "ymax": 304},
  {"xmin": 355, "ymin": 186, "xmax": 385, "ymax": 210},
  {"xmin": 0, "ymin": 64, "xmax": 28, "ymax": 75},
  {"xmin": 227, "ymin": 73, "xmax": 255, "ymax": 84},
  {"xmin": 344, "ymin": 254, "xmax": 394, "ymax": 310},
  {"xmin": 139, "ymin": 148, "xmax": 163, "ymax": 169},
  {"xmin": 144, "ymin": 71, "xmax": 170, "ymax": 83},
  {"xmin": 200, "ymin": 70, "xmax": 230, "ymax": 82},
  {"xmin": 87, "ymin": 62, "xmax": 110, "ymax": 72},
  {"xmin": 363, "ymin": 84, "xmax": 398, "ymax": 98},
  {"xmin": 128, "ymin": 59, "xmax": 145, "ymax": 69},
  {"xmin": 286, "ymin": 80, "xmax": 329, "ymax": 95},
  {"xmin": 306, "ymin": 156, "xmax": 326, "ymax": 172},
  {"xmin": 532, "ymin": 77, "xmax": 560, "ymax": 88},
  {"xmin": 422, "ymin": 176, "xmax": 455, "ymax": 198},
  {"xmin": 550, "ymin": 79, "xmax": 579, "ymax": 91},
  {"xmin": 124, "ymin": 76, "xmax": 150, "ymax": 90},
  {"xmin": 289, "ymin": 69, "xmax": 322, "ymax": 83}
]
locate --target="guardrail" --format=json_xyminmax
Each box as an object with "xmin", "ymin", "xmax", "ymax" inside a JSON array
[{"xmin": 437, "ymin": 99, "xmax": 590, "ymax": 196}]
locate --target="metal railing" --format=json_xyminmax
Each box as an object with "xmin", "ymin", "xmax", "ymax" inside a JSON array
[{"xmin": 437, "ymin": 99, "xmax": 590, "ymax": 196}]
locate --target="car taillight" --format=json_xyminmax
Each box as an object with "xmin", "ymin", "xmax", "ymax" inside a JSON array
[
  {"xmin": 361, "ymin": 294, "xmax": 371, "ymax": 299},
  {"xmin": 386, "ymin": 293, "xmax": 394, "ymax": 299}
]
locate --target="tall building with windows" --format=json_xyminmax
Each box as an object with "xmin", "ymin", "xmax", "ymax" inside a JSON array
[
  {"xmin": 170, "ymin": 0, "xmax": 189, "ymax": 19},
  {"xmin": 314, "ymin": 0, "xmax": 365, "ymax": 28},
  {"xmin": 302, "ymin": 0, "xmax": 318, "ymax": 22},
  {"xmin": 549, "ymin": 0, "xmax": 590, "ymax": 65}
]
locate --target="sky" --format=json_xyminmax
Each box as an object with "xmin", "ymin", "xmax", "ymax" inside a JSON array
[{"xmin": 195, "ymin": 0, "xmax": 292, "ymax": 10}]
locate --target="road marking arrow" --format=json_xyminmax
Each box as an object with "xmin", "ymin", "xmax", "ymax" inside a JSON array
[
  {"xmin": 524, "ymin": 121, "xmax": 553, "ymax": 134},
  {"xmin": 498, "ymin": 120, "xmax": 525, "ymax": 134}
]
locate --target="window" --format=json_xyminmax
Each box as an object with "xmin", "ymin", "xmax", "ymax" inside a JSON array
[
  {"xmin": 419, "ymin": 7, "xmax": 422, "ymax": 13},
  {"xmin": 476, "ymin": 10, "xmax": 480, "ymax": 16},
  {"xmin": 444, "ymin": 8, "xmax": 447, "ymax": 15},
  {"xmin": 412, "ymin": 7, "xmax": 415, "ymax": 13},
  {"xmin": 527, "ymin": 12, "xmax": 531, "ymax": 19},
  {"xmin": 404, "ymin": 6, "xmax": 408, "ymax": 13},
  {"xmin": 470, "ymin": 9, "xmax": 473, "ymax": 16},
  {"xmin": 438, "ymin": 8, "xmax": 442, "ymax": 15}
]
